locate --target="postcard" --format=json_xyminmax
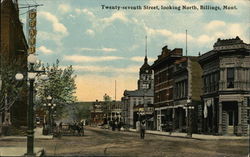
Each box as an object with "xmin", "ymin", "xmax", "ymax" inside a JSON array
[{"xmin": 0, "ymin": 0, "xmax": 249, "ymax": 156}]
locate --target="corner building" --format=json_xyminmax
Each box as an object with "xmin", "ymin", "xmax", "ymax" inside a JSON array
[{"xmin": 198, "ymin": 37, "xmax": 250, "ymax": 135}]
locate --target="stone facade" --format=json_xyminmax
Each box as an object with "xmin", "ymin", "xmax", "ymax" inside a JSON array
[
  {"xmin": 198, "ymin": 37, "xmax": 250, "ymax": 135},
  {"xmin": 122, "ymin": 56, "xmax": 154, "ymax": 129},
  {"xmin": 173, "ymin": 57, "xmax": 202, "ymax": 133}
]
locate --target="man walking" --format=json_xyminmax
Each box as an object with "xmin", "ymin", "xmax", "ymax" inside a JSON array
[{"xmin": 140, "ymin": 121, "xmax": 146, "ymax": 139}]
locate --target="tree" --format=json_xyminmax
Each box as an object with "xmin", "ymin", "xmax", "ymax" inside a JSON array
[
  {"xmin": 103, "ymin": 93, "xmax": 112, "ymax": 102},
  {"xmin": 0, "ymin": 59, "xmax": 25, "ymax": 113},
  {"xmin": 35, "ymin": 60, "xmax": 77, "ymax": 119},
  {"xmin": 102, "ymin": 93, "xmax": 112, "ymax": 123},
  {"xmin": 72, "ymin": 102, "xmax": 91, "ymax": 122}
]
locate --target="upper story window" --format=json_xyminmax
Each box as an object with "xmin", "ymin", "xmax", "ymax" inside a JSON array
[
  {"xmin": 247, "ymin": 97, "xmax": 250, "ymax": 107},
  {"xmin": 227, "ymin": 68, "xmax": 234, "ymax": 88},
  {"xmin": 142, "ymin": 83, "xmax": 149, "ymax": 89}
]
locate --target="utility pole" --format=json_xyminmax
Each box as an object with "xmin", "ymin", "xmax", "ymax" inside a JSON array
[
  {"xmin": 186, "ymin": 30, "xmax": 188, "ymax": 56},
  {"xmin": 115, "ymin": 80, "xmax": 116, "ymax": 101}
]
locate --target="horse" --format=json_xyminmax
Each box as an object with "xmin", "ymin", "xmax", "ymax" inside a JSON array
[{"xmin": 68, "ymin": 123, "xmax": 84, "ymax": 136}]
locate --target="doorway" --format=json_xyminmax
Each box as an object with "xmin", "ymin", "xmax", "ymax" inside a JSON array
[
  {"xmin": 227, "ymin": 111, "xmax": 234, "ymax": 134},
  {"xmin": 222, "ymin": 101, "xmax": 238, "ymax": 135}
]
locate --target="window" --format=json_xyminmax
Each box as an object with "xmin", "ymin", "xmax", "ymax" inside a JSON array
[
  {"xmin": 203, "ymin": 76, "xmax": 209, "ymax": 93},
  {"xmin": 208, "ymin": 75, "xmax": 211, "ymax": 92},
  {"xmin": 142, "ymin": 83, "xmax": 149, "ymax": 89},
  {"xmin": 248, "ymin": 97, "xmax": 250, "ymax": 107},
  {"xmin": 248, "ymin": 109, "xmax": 250, "ymax": 123},
  {"xmin": 133, "ymin": 98, "xmax": 137, "ymax": 107},
  {"xmin": 227, "ymin": 68, "xmax": 234, "ymax": 88}
]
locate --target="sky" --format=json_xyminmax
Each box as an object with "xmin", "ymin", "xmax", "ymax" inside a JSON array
[{"xmin": 19, "ymin": 0, "xmax": 250, "ymax": 102}]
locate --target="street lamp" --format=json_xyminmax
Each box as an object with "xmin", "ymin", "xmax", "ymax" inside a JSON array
[
  {"xmin": 24, "ymin": 53, "xmax": 46, "ymax": 156},
  {"xmin": 248, "ymin": 113, "xmax": 250, "ymax": 157},
  {"xmin": 43, "ymin": 96, "xmax": 55, "ymax": 135},
  {"xmin": 51, "ymin": 103, "xmax": 56, "ymax": 134}
]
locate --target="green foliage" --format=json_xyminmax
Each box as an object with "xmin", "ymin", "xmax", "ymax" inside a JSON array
[
  {"xmin": 60, "ymin": 102, "xmax": 92, "ymax": 122},
  {"xmin": 103, "ymin": 93, "xmax": 112, "ymax": 102},
  {"xmin": 0, "ymin": 59, "xmax": 25, "ymax": 112},
  {"xmin": 35, "ymin": 60, "xmax": 77, "ymax": 114},
  {"xmin": 72, "ymin": 102, "xmax": 92, "ymax": 121}
]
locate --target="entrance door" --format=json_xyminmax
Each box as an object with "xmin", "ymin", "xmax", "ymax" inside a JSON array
[
  {"xmin": 227, "ymin": 111, "xmax": 234, "ymax": 135},
  {"xmin": 157, "ymin": 110, "xmax": 162, "ymax": 131},
  {"xmin": 157, "ymin": 115, "xmax": 161, "ymax": 131}
]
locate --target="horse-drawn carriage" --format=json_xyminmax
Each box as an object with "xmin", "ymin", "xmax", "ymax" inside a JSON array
[{"xmin": 57, "ymin": 122, "xmax": 84, "ymax": 136}]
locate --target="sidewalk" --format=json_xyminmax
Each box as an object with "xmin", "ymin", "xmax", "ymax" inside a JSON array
[
  {"xmin": 0, "ymin": 147, "xmax": 44, "ymax": 156},
  {"xmin": 0, "ymin": 127, "xmax": 51, "ymax": 156},
  {"xmin": 0, "ymin": 127, "xmax": 53, "ymax": 140},
  {"xmin": 128, "ymin": 128, "xmax": 249, "ymax": 140}
]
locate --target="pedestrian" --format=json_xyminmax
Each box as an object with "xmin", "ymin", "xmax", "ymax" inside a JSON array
[
  {"xmin": 140, "ymin": 121, "xmax": 146, "ymax": 139},
  {"xmin": 115, "ymin": 120, "xmax": 118, "ymax": 131},
  {"xmin": 111, "ymin": 121, "xmax": 115, "ymax": 131},
  {"xmin": 117, "ymin": 121, "xmax": 121, "ymax": 131},
  {"xmin": 59, "ymin": 122, "xmax": 63, "ymax": 130}
]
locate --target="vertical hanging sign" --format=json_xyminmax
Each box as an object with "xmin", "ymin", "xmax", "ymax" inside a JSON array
[{"xmin": 27, "ymin": 8, "xmax": 37, "ymax": 54}]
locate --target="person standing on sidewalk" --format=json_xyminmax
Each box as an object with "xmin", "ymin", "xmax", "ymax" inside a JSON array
[{"xmin": 140, "ymin": 121, "xmax": 146, "ymax": 139}]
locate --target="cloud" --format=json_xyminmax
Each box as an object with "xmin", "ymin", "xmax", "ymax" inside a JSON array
[
  {"xmin": 75, "ymin": 8, "xmax": 129, "ymax": 32},
  {"xmin": 73, "ymin": 65, "xmax": 140, "ymax": 73},
  {"xmin": 146, "ymin": 27, "xmax": 173, "ymax": 37},
  {"xmin": 128, "ymin": 44, "xmax": 140, "ymax": 52},
  {"xmin": 130, "ymin": 56, "xmax": 155, "ymax": 63},
  {"xmin": 205, "ymin": 20, "xmax": 226, "ymax": 31},
  {"xmin": 37, "ymin": 31, "xmax": 65, "ymax": 53},
  {"xmin": 69, "ymin": 14, "xmax": 75, "ymax": 18},
  {"xmin": 85, "ymin": 29, "xmax": 95, "ymax": 36},
  {"xmin": 39, "ymin": 11, "xmax": 68, "ymax": 35},
  {"xmin": 75, "ymin": 8, "xmax": 95, "ymax": 17},
  {"xmin": 202, "ymin": 22, "xmax": 249, "ymax": 43},
  {"xmin": 58, "ymin": 4, "xmax": 71, "ymax": 13},
  {"xmin": 101, "ymin": 11, "xmax": 129, "ymax": 23},
  {"xmin": 79, "ymin": 47, "xmax": 117, "ymax": 52},
  {"xmin": 144, "ymin": 25, "xmax": 195, "ymax": 43},
  {"xmin": 63, "ymin": 55, "xmax": 124, "ymax": 62},
  {"xmin": 75, "ymin": 74, "xmax": 137, "ymax": 101},
  {"xmin": 197, "ymin": 35, "xmax": 213, "ymax": 44},
  {"xmin": 37, "ymin": 46, "xmax": 53, "ymax": 54}
]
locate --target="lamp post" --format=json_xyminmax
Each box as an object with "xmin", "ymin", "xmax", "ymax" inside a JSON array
[
  {"xmin": 43, "ymin": 96, "xmax": 56, "ymax": 135},
  {"xmin": 51, "ymin": 103, "xmax": 56, "ymax": 134},
  {"xmin": 248, "ymin": 115, "xmax": 250, "ymax": 157},
  {"xmin": 16, "ymin": 54, "xmax": 47, "ymax": 156}
]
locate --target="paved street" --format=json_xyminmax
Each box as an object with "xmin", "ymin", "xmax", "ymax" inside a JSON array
[{"xmin": 0, "ymin": 127, "xmax": 248, "ymax": 157}]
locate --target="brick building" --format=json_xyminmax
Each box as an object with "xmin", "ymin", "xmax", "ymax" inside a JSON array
[
  {"xmin": 90, "ymin": 100, "xmax": 122, "ymax": 126},
  {"xmin": 151, "ymin": 46, "xmax": 183, "ymax": 131},
  {"xmin": 0, "ymin": 0, "xmax": 28, "ymax": 134}
]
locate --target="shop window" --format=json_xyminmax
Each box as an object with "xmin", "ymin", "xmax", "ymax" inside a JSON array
[
  {"xmin": 248, "ymin": 97, "xmax": 250, "ymax": 107},
  {"xmin": 248, "ymin": 110, "xmax": 250, "ymax": 122}
]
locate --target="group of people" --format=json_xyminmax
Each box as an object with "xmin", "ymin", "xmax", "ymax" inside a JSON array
[
  {"xmin": 109, "ymin": 120, "xmax": 123, "ymax": 131},
  {"xmin": 109, "ymin": 120, "xmax": 146, "ymax": 139}
]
